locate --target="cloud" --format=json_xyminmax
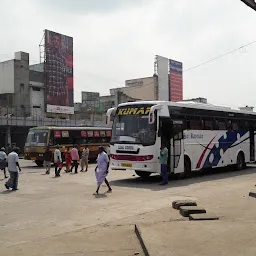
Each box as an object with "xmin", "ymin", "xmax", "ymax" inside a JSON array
[
  {"xmin": 38, "ymin": 0, "xmax": 152, "ymax": 14},
  {"xmin": 1, "ymin": 0, "xmax": 256, "ymax": 108}
]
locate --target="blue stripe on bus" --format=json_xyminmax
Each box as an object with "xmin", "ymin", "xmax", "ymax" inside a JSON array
[{"xmin": 202, "ymin": 131, "xmax": 247, "ymax": 168}]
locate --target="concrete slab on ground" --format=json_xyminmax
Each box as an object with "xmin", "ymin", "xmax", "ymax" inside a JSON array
[
  {"xmin": 138, "ymin": 220, "xmax": 256, "ymax": 256},
  {"xmin": 189, "ymin": 213, "xmax": 219, "ymax": 221},
  {"xmin": 0, "ymin": 224, "xmax": 143, "ymax": 256},
  {"xmin": 172, "ymin": 200, "xmax": 197, "ymax": 209},
  {"xmin": 1, "ymin": 160, "xmax": 256, "ymax": 255},
  {"xmin": 179, "ymin": 206, "xmax": 206, "ymax": 217}
]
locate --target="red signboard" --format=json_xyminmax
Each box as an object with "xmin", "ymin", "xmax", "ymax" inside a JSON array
[
  {"xmin": 94, "ymin": 131, "xmax": 100, "ymax": 137},
  {"xmin": 106, "ymin": 131, "xmax": 112, "ymax": 137},
  {"xmin": 81, "ymin": 131, "xmax": 87, "ymax": 137},
  {"xmin": 169, "ymin": 59, "xmax": 183, "ymax": 102},
  {"xmin": 54, "ymin": 131, "xmax": 61, "ymax": 138}
]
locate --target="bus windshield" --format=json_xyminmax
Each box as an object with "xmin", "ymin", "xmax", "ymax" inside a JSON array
[
  {"xmin": 111, "ymin": 105, "xmax": 156, "ymax": 146},
  {"xmin": 25, "ymin": 130, "xmax": 49, "ymax": 146}
]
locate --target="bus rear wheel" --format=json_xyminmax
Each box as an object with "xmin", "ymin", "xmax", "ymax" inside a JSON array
[
  {"xmin": 35, "ymin": 160, "xmax": 44, "ymax": 167},
  {"xmin": 177, "ymin": 156, "xmax": 191, "ymax": 179},
  {"xmin": 236, "ymin": 152, "xmax": 245, "ymax": 171},
  {"xmin": 135, "ymin": 171, "xmax": 151, "ymax": 179}
]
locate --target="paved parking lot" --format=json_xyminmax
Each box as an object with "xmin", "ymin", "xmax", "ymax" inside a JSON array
[{"xmin": 0, "ymin": 160, "xmax": 255, "ymax": 255}]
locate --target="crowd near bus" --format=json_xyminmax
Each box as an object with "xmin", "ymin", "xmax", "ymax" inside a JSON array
[
  {"xmin": 106, "ymin": 100, "xmax": 256, "ymax": 183},
  {"xmin": 24, "ymin": 126, "xmax": 112, "ymax": 166},
  {"xmin": 1, "ymin": 126, "xmax": 112, "ymax": 193}
]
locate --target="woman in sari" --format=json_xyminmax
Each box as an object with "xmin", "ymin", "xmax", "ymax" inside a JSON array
[
  {"xmin": 93, "ymin": 146, "xmax": 112, "ymax": 195},
  {"xmin": 65, "ymin": 147, "xmax": 72, "ymax": 173}
]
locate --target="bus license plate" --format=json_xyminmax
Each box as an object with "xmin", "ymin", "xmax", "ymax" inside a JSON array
[
  {"xmin": 31, "ymin": 157, "xmax": 36, "ymax": 160},
  {"xmin": 121, "ymin": 163, "xmax": 132, "ymax": 168}
]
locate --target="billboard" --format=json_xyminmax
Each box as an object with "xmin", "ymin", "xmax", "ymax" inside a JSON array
[
  {"xmin": 169, "ymin": 59, "xmax": 183, "ymax": 102},
  {"xmin": 44, "ymin": 29, "xmax": 74, "ymax": 114},
  {"xmin": 156, "ymin": 55, "xmax": 169, "ymax": 101}
]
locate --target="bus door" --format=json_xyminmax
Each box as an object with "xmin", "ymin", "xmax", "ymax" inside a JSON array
[
  {"xmin": 170, "ymin": 120, "xmax": 184, "ymax": 174},
  {"xmin": 159, "ymin": 117, "xmax": 172, "ymax": 173},
  {"xmin": 159, "ymin": 118, "xmax": 184, "ymax": 174}
]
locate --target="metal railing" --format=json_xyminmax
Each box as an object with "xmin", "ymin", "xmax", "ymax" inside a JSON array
[{"xmin": 0, "ymin": 106, "xmax": 107, "ymax": 127}]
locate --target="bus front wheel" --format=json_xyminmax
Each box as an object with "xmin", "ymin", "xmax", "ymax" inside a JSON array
[
  {"xmin": 135, "ymin": 171, "xmax": 151, "ymax": 179},
  {"xmin": 35, "ymin": 160, "xmax": 44, "ymax": 167}
]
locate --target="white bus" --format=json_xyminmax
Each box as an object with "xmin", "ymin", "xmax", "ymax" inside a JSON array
[{"xmin": 106, "ymin": 101, "xmax": 256, "ymax": 178}]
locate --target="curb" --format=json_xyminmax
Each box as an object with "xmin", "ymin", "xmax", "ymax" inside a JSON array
[{"xmin": 134, "ymin": 225, "xmax": 150, "ymax": 256}]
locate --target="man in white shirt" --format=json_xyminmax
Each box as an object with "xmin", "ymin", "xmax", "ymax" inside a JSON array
[
  {"xmin": 5, "ymin": 147, "xmax": 21, "ymax": 191},
  {"xmin": 54, "ymin": 145, "xmax": 62, "ymax": 177},
  {"xmin": 0, "ymin": 147, "xmax": 8, "ymax": 179}
]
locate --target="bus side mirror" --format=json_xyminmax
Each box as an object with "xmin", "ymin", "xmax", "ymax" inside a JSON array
[
  {"xmin": 148, "ymin": 112, "xmax": 155, "ymax": 124},
  {"xmin": 148, "ymin": 104, "xmax": 162, "ymax": 124},
  {"xmin": 106, "ymin": 107, "xmax": 116, "ymax": 125}
]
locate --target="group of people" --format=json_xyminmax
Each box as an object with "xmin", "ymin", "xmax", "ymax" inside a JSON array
[
  {"xmin": 1, "ymin": 142, "xmax": 167, "ymax": 193},
  {"xmin": 44, "ymin": 144, "xmax": 90, "ymax": 177},
  {"xmin": 44, "ymin": 144, "xmax": 112, "ymax": 194},
  {"xmin": 0, "ymin": 146, "xmax": 21, "ymax": 190}
]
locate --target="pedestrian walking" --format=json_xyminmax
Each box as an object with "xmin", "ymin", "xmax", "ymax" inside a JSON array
[
  {"xmin": 80, "ymin": 145, "xmax": 89, "ymax": 172},
  {"xmin": 0, "ymin": 147, "xmax": 8, "ymax": 179},
  {"xmin": 159, "ymin": 143, "xmax": 168, "ymax": 185},
  {"xmin": 5, "ymin": 147, "xmax": 21, "ymax": 191},
  {"xmin": 54, "ymin": 145, "xmax": 62, "ymax": 177},
  {"xmin": 44, "ymin": 146, "xmax": 52, "ymax": 174},
  {"xmin": 70, "ymin": 144, "xmax": 80, "ymax": 174},
  {"xmin": 93, "ymin": 146, "xmax": 112, "ymax": 195},
  {"xmin": 65, "ymin": 147, "xmax": 72, "ymax": 173}
]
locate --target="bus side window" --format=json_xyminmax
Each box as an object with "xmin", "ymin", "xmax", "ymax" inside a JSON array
[
  {"xmin": 232, "ymin": 121, "xmax": 239, "ymax": 131},
  {"xmin": 228, "ymin": 120, "xmax": 239, "ymax": 131},
  {"xmin": 215, "ymin": 119, "xmax": 227, "ymax": 130},
  {"xmin": 189, "ymin": 117, "xmax": 202, "ymax": 130},
  {"xmin": 203, "ymin": 118, "xmax": 213, "ymax": 130},
  {"xmin": 240, "ymin": 120, "xmax": 249, "ymax": 131}
]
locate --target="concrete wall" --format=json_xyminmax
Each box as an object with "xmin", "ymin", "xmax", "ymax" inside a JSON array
[
  {"xmin": 125, "ymin": 77, "xmax": 154, "ymax": 87},
  {"xmin": 13, "ymin": 52, "xmax": 30, "ymax": 112},
  {"xmin": 110, "ymin": 76, "xmax": 157, "ymax": 101},
  {"xmin": 0, "ymin": 60, "xmax": 15, "ymax": 94},
  {"xmin": 30, "ymin": 82, "xmax": 44, "ymax": 117},
  {"xmin": 29, "ymin": 70, "xmax": 44, "ymax": 83}
]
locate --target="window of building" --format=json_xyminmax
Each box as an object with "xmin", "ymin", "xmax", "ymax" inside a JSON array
[
  {"xmin": 32, "ymin": 87, "xmax": 41, "ymax": 91},
  {"xmin": 20, "ymin": 83, "xmax": 24, "ymax": 92}
]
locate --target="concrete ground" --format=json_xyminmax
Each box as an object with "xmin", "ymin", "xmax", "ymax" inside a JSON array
[{"xmin": 0, "ymin": 160, "xmax": 255, "ymax": 255}]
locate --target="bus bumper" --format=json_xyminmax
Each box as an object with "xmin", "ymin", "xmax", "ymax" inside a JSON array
[
  {"xmin": 24, "ymin": 153, "xmax": 44, "ymax": 161},
  {"xmin": 110, "ymin": 160, "xmax": 158, "ymax": 173}
]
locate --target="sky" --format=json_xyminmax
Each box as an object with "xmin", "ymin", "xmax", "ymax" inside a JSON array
[{"xmin": 0, "ymin": 0, "xmax": 256, "ymax": 109}]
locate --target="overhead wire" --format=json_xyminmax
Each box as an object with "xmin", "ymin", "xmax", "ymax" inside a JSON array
[{"xmin": 1, "ymin": 40, "xmax": 255, "ymax": 95}]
